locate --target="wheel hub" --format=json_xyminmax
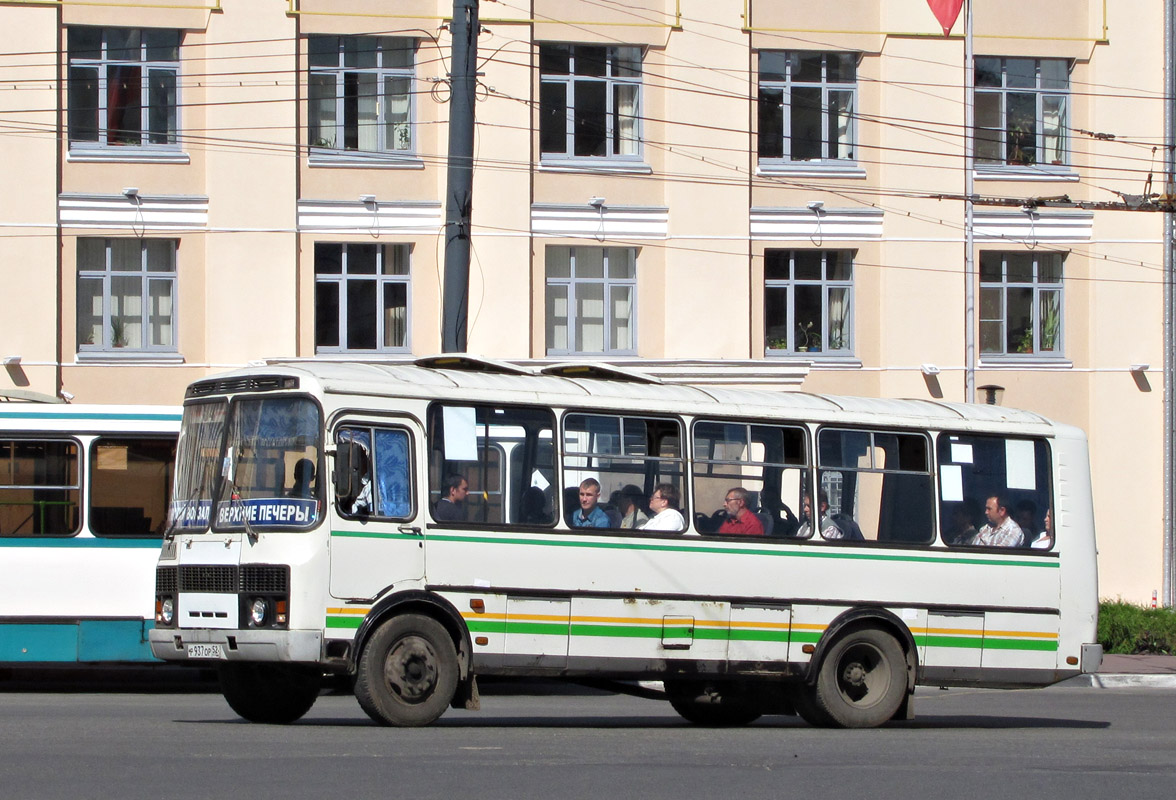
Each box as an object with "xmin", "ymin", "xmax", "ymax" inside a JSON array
[{"xmin": 385, "ymin": 636, "xmax": 439, "ymax": 703}]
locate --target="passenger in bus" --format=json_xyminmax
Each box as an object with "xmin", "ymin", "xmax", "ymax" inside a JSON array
[
  {"xmin": 945, "ymin": 499, "xmax": 980, "ymax": 545},
  {"xmin": 570, "ymin": 478, "xmax": 610, "ymax": 528},
  {"xmin": 796, "ymin": 490, "xmax": 838, "ymax": 539},
  {"xmin": 969, "ymin": 493, "xmax": 1024, "ymax": 547},
  {"xmin": 614, "ymin": 485, "xmax": 648, "ymax": 529},
  {"xmin": 1030, "ymin": 507, "xmax": 1054, "ymax": 549},
  {"xmin": 718, "ymin": 487, "xmax": 765, "ymax": 536},
  {"xmin": 639, "ymin": 484, "xmax": 685, "ymax": 532},
  {"xmin": 434, "ymin": 474, "xmax": 469, "ymax": 522},
  {"xmin": 288, "ymin": 458, "xmax": 315, "ymax": 499},
  {"xmin": 519, "ymin": 486, "xmax": 551, "ymax": 524},
  {"xmin": 1014, "ymin": 500, "xmax": 1038, "ymax": 539}
]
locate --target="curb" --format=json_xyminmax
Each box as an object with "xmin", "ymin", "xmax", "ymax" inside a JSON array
[{"xmin": 1058, "ymin": 673, "xmax": 1176, "ymax": 689}]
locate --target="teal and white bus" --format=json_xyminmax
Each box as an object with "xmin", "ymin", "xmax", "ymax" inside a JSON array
[
  {"xmin": 0, "ymin": 400, "xmax": 179, "ymax": 664},
  {"xmin": 150, "ymin": 357, "xmax": 1101, "ymax": 727}
]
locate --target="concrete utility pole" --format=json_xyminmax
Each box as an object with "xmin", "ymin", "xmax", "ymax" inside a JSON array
[
  {"xmin": 441, "ymin": 0, "xmax": 479, "ymax": 353},
  {"xmin": 1164, "ymin": 0, "xmax": 1175, "ymax": 608}
]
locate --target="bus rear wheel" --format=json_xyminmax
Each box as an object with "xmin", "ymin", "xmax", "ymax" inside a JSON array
[
  {"xmin": 664, "ymin": 680, "xmax": 762, "ymax": 726},
  {"xmin": 355, "ymin": 613, "xmax": 459, "ymax": 727},
  {"xmin": 809, "ymin": 628, "xmax": 908, "ymax": 729},
  {"xmin": 219, "ymin": 663, "xmax": 322, "ymax": 724}
]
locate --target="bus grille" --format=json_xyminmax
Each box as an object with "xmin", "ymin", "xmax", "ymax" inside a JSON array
[
  {"xmin": 168, "ymin": 564, "xmax": 288, "ymax": 593},
  {"xmin": 178, "ymin": 565, "xmax": 238, "ymax": 593},
  {"xmin": 241, "ymin": 565, "xmax": 288, "ymax": 593}
]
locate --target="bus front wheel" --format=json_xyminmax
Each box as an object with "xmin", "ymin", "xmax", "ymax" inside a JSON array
[
  {"xmin": 355, "ymin": 613, "xmax": 459, "ymax": 727},
  {"xmin": 807, "ymin": 627, "xmax": 908, "ymax": 729},
  {"xmin": 219, "ymin": 663, "xmax": 322, "ymax": 724}
]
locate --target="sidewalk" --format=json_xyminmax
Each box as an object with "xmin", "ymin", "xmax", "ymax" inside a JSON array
[{"xmin": 1062, "ymin": 653, "xmax": 1176, "ymax": 689}]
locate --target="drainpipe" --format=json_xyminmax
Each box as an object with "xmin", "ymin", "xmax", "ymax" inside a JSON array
[{"xmin": 1164, "ymin": 0, "xmax": 1175, "ymax": 607}]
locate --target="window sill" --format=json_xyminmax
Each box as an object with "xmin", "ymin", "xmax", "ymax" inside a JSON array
[
  {"xmin": 75, "ymin": 351, "xmax": 185, "ymax": 365},
  {"xmin": 67, "ymin": 149, "xmax": 190, "ymax": 165},
  {"xmin": 979, "ymin": 356, "xmax": 1072, "ymax": 369},
  {"xmin": 766, "ymin": 353, "xmax": 862, "ymax": 369},
  {"xmin": 308, "ymin": 152, "xmax": 425, "ymax": 169},
  {"xmin": 538, "ymin": 159, "xmax": 652, "ymax": 175},
  {"xmin": 757, "ymin": 162, "xmax": 866, "ymax": 179},
  {"xmin": 974, "ymin": 165, "xmax": 1078, "ymax": 182},
  {"xmin": 311, "ymin": 351, "xmax": 413, "ymax": 359}
]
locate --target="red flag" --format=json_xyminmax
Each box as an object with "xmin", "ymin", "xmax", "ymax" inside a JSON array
[{"xmin": 926, "ymin": 0, "xmax": 965, "ymax": 35}]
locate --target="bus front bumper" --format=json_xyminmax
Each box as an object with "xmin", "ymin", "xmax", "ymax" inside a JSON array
[{"xmin": 148, "ymin": 628, "xmax": 323, "ymax": 664}]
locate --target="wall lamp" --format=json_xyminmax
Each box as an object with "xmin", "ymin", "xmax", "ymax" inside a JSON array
[
  {"xmin": 920, "ymin": 363, "xmax": 940, "ymax": 376},
  {"xmin": 588, "ymin": 196, "xmax": 606, "ymax": 208},
  {"xmin": 359, "ymin": 194, "xmax": 376, "ymax": 204},
  {"xmin": 3, "ymin": 355, "xmax": 20, "ymax": 366},
  {"xmin": 122, "ymin": 187, "xmax": 139, "ymax": 198},
  {"xmin": 978, "ymin": 384, "xmax": 1005, "ymax": 406}
]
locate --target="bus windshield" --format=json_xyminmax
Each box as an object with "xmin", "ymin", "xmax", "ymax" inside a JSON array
[
  {"xmin": 168, "ymin": 396, "xmax": 322, "ymax": 533},
  {"xmin": 168, "ymin": 400, "xmax": 227, "ymax": 533}
]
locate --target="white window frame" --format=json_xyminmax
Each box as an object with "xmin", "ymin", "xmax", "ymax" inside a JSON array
[
  {"xmin": 307, "ymin": 36, "xmax": 416, "ymax": 162},
  {"xmin": 545, "ymin": 246, "xmax": 637, "ymax": 356},
  {"xmin": 67, "ymin": 26, "xmax": 181, "ymax": 153},
  {"xmin": 539, "ymin": 43, "xmax": 643, "ymax": 164},
  {"xmin": 76, "ymin": 238, "xmax": 178, "ymax": 353},
  {"xmin": 764, "ymin": 249, "xmax": 854, "ymax": 357},
  {"xmin": 758, "ymin": 51, "xmax": 857, "ymax": 166},
  {"xmin": 974, "ymin": 57, "xmax": 1069, "ymax": 171},
  {"xmin": 314, "ymin": 243, "xmax": 412, "ymax": 354},
  {"xmin": 979, "ymin": 251, "xmax": 1064, "ymax": 358}
]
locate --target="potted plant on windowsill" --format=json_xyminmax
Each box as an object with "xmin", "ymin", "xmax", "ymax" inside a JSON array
[{"xmin": 766, "ymin": 336, "xmax": 788, "ymax": 352}]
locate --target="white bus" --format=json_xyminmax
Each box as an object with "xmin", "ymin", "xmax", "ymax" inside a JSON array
[
  {"xmin": 0, "ymin": 399, "xmax": 180, "ymax": 664},
  {"xmin": 150, "ymin": 357, "xmax": 1101, "ymax": 727}
]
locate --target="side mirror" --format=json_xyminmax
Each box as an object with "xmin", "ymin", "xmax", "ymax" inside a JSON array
[{"xmin": 333, "ymin": 441, "xmax": 365, "ymax": 505}]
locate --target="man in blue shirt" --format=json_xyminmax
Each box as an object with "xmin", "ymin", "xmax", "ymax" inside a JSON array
[{"xmin": 571, "ymin": 478, "xmax": 610, "ymax": 528}]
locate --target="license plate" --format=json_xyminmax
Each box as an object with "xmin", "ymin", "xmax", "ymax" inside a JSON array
[{"xmin": 186, "ymin": 643, "xmax": 226, "ymax": 660}]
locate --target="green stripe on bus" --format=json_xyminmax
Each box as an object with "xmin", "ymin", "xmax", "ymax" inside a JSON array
[
  {"xmin": 330, "ymin": 529, "xmax": 1058, "ymax": 569},
  {"xmin": 917, "ymin": 634, "xmax": 1058, "ymax": 652},
  {"xmin": 0, "ymin": 411, "xmax": 181, "ymax": 421},
  {"xmin": 0, "ymin": 537, "xmax": 162, "ymax": 548},
  {"xmin": 326, "ymin": 616, "xmax": 364, "ymax": 629}
]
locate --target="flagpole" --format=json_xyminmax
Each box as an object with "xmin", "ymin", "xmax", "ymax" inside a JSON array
[{"xmin": 964, "ymin": 0, "xmax": 976, "ymax": 403}]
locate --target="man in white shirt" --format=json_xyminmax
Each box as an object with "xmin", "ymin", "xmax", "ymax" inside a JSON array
[
  {"xmin": 970, "ymin": 493, "xmax": 1024, "ymax": 547},
  {"xmin": 639, "ymin": 483, "xmax": 685, "ymax": 532}
]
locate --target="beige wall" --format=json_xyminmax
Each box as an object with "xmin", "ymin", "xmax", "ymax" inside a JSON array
[{"xmin": 0, "ymin": 0, "xmax": 1168, "ymax": 603}]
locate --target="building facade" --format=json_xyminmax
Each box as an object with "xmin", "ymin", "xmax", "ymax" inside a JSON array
[{"xmin": 0, "ymin": 0, "xmax": 1168, "ymax": 603}]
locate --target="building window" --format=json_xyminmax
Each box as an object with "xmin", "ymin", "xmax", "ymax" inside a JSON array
[
  {"xmin": 77, "ymin": 239, "xmax": 177, "ymax": 352},
  {"xmin": 67, "ymin": 27, "xmax": 180, "ymax": 149},
  {"xmin": 980, "ymin": 252, "xmax": 1063, "ymax": 356},
  {"xmin": 975, "ymin": 57, "xmax": 1068, "ymax": 168},
  {"xmin": 758, "ymin": 51, "xmax": 856, "ymax": 162},
  {"xmin": 539, "ymin": 43, "xmax": 641, "ymax": 160},
  {"xmin": 764, "ymin": 250, "xmax": 853, "ymax": 356},
  {"xmin": 315, "ymin": 243, "xmax": 410, "ymax": 353},
  {"xmin": 308, "ymin": 36, "xmax": 414, "ymax": 155},
  {"xmin": 546, "ymin": 246, "xmax": 636, "ymax": 355}
]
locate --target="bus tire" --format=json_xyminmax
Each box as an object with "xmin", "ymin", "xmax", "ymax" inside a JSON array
[
  {"xmin": 219, "ymin": 663, "xmax": 321, "ymax": 724},
  {"xmin": 810, "ymin": 627, "xmax": 908, "ymax": 729},
  {"xmin": 664, "ymin": 680, "xmax": 762, "ymax": 726},
  {"xmin": 355, "ymin": 613, "xmax": 459, "ymax": 727}
]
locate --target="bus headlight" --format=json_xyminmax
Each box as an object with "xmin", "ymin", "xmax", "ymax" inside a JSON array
[
  {"xmin": 157, "ymin": 597, "xmax": 175, "ymax": 626},
  {"xmin": 249, "ymin": 597, "xmax": 269, "ymax": 627}
]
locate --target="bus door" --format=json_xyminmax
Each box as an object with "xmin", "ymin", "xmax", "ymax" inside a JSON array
[{"xmin": 330, "ymin": 420, "xmax": 425, "ymax": 600}]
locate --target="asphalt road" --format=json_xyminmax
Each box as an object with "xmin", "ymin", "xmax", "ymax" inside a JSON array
[{"xmin": 0, "ymin": 684, "xmax": 1173, "ymax": 800}]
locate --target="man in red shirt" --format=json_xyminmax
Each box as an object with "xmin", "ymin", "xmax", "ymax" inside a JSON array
[{"xmin": 717, "ymin": 487, "xmax": 765, "ymax": 535}]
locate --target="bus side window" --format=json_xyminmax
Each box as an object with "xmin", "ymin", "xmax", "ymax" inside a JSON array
[
  {"xmin": 691, "ymin": 420, "xmax": 807, "ymax": 537},
  {"xmin": 563, "ymin": 413, "xmax": 685, "ymax": 532},
  {"xmin": 335, "ymin": 427, "xmax": 414, "ymax": 520},
  {"xmin": 0, "ymin": 439, "xmax": 80, "ymax": 537},
  {"xmin": 90, "ymin": 436, "xmax": 177, "ymax": 537},
  {"xmin": 427, "ymin": 404, "xmax": 555, "ymax": 526},
  {"xmin": 816, "ymin": 428, "xmax": 934, "ymax": 544},
  {"xmin": 937, "ymin": 433, "xmax": 1052, "ymax": 548}
]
